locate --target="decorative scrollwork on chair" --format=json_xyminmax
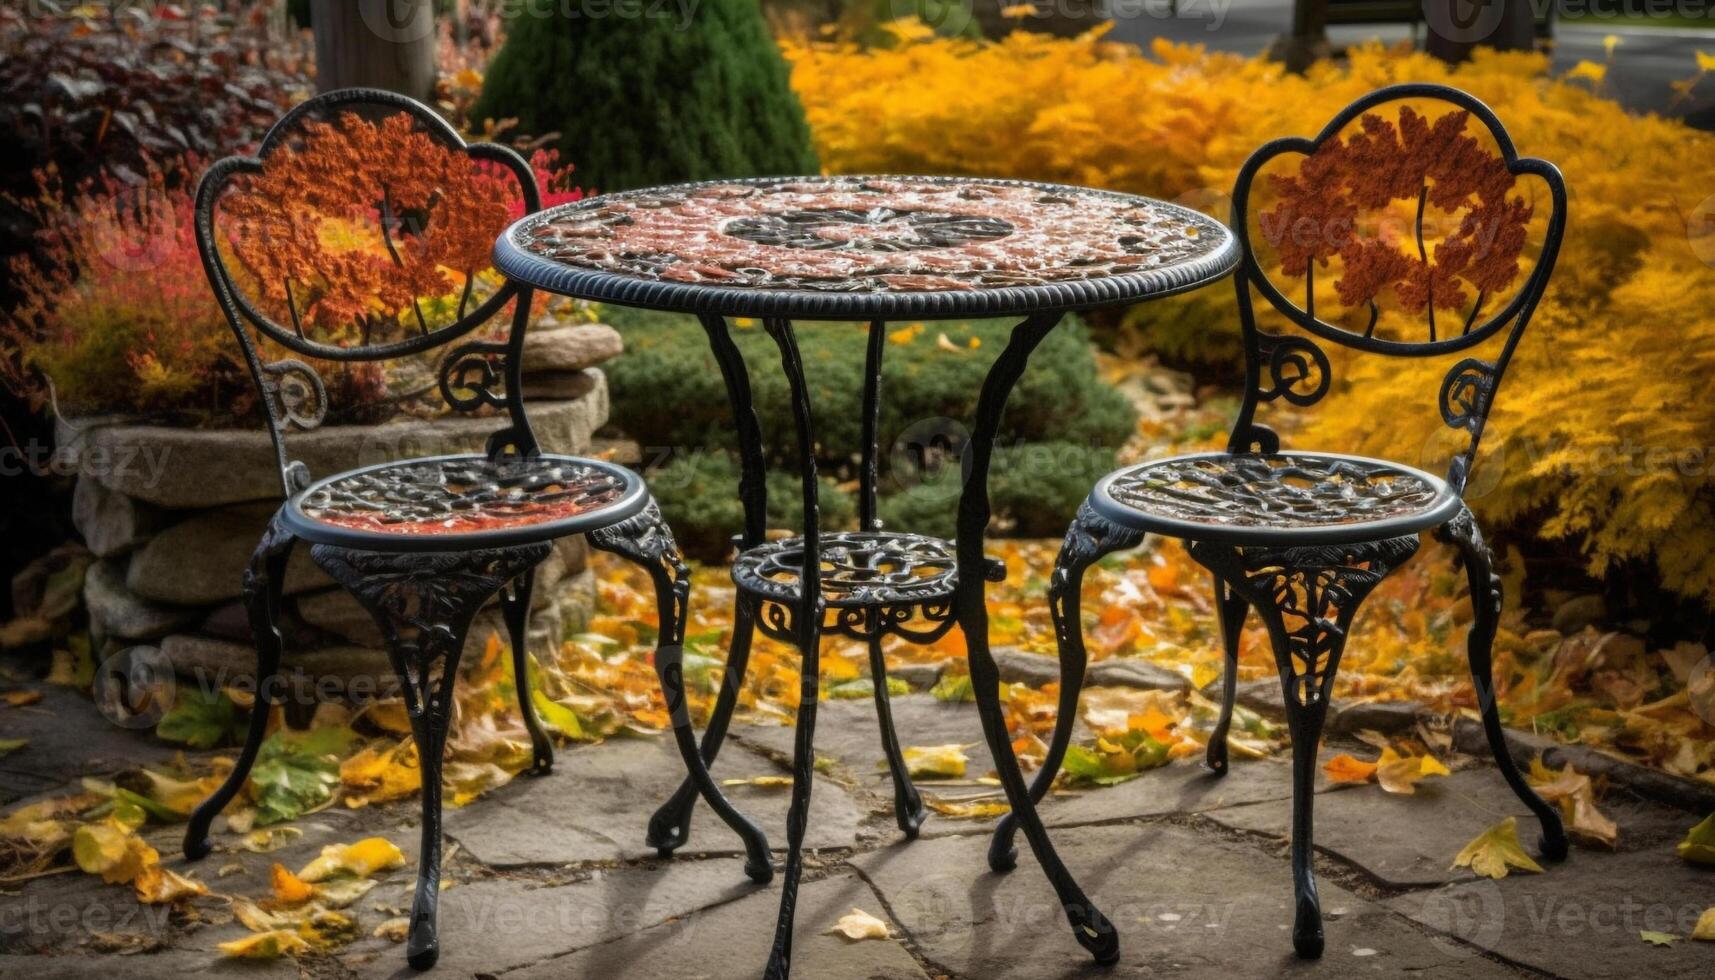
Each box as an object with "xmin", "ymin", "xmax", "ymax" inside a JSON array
[
  {"xmin": 438, "ymin": 341, "xmax": 513, "ymax": 413},
  {"xmin": 1439, "ymin": 356, "xmax": 1498, "ymax": 432},
  {"xmin": 260, "ymin": 359, "xmax": 328, "ymax": 430},
  {"xmin": 1256, "ymin": 334, "xmax": 1332, "ymax": 407}
]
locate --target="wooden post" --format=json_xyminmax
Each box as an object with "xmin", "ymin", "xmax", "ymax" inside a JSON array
[
  {"xmin": 311, "ymin": 0, "xmax": 436, "ymax": 101},
  {"xmin": 1266, "ymin": 0, "xmax": 1332, "ymax": 73},
  {"xmin": 1425, "ymin": 0, "xmax": 1535, "ymax": 62}
]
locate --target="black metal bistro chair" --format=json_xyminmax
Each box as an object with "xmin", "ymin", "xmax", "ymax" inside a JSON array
[
  {"xmin": 181, "ymin": 89, "xmax": 770, "ymax": 970},
  {"xmin": 989, "ymin": 84, "xmax": 1570, "ymax": 958}
]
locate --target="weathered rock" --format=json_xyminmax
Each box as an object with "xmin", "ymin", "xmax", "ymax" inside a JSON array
[
  {"xmin": 521, "ymin": 322, "xmax": 623, "ymax": 373},
  {"xmin": 888, "ymin": 659, "xmax": 949, "ymax": 689},
  {"xmin": 291, "ymin": 587, "xmax": 385, "ymax": 647},
  {"xmin": 991, "ymin": 647, "xmax": 1063, "ymax": 686},
  {"xmin": 1552, "ymin": 593, "xmax": 1607, "ymax": 634},
  {"xmin": 1328, "ymin": 699, "xmax": 1424, "ymax": 735},
  {"xmin": 71, "ymin": 477, "xmax": 164, "ymax": 557},
  {"xmin": 159, "ymin": 633, "xmax": 397, "ymax": 703},
  {"xmin": 125, "ymin": 502, "xmax": 332, "ymax": 605},
  {"xmin": 1088, "ymin": 657, "xmax": 1191, "ymax": 692},
  {"xmin": 60, "ymin": 390, "xmax": 609, "ymax": 508},
  {"xmin": 82, "ymin": 559, "xmax": 198, "ymax": 641},
  {"xmin": 520, "ymin": 366, "xmax": 600, "ymax": 402}
]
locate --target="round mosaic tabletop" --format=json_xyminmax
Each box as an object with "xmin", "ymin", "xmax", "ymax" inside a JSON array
[{"xmin": 493, "ymin": 175, "xmax": 1238, "ymax": 320}]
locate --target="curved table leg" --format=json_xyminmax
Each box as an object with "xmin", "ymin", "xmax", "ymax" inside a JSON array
[
  {"xmin": 647, "ymin": 314, "xmax": 774, "ymax": 853},
  {"xmin": 957, "ymin": 311, "xmax": 1120, "ymax": 965},
  {"xmin": 761, "ymin": 317, "xmax": 825, "ymax": 980},
  {"xmin": 499, "ymin": 568, "xmax": 553, "ymax": 775}
]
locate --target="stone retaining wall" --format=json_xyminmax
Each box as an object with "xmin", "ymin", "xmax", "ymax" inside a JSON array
[{"xmin": 68, "ymin": 323, "xmax": 624, "ymax": 694}]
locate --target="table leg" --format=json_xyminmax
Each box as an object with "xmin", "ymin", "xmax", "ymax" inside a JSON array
[
  {"xmin": 955, "ymin": 311, "xmax": 1121, "ymax": 965},
  {"xmin": 761, "ymin": 317, "xmax": 823, "ymax": 980},
  {"xmin": 647, "ymin": 314, "xmax": 771, "ymax": 853}
]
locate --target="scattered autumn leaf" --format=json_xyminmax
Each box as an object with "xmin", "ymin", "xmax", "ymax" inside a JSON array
[
  {"xmin": 902, "ymin": 744, "xmax": 969, "ymax": 779},
  {"xmin": 296, "ymin": 837, "xmax": 405, "ymax": 883},
  {"xmin": 1453, "ymin": 817, "xmax": 1545, "ymax": 879},
  {"xmin": 827, "ymin": 907, "xmax": 891, "ymax": 941},
  {"xmin": 1324, "ymin": 753, "xmax": 1379, "ymax": 784},
  {"xmin": 219, "ymin": 930, "xmax": 311, "ymax": 960},
  {"xmin": 1641, "ymin": 931, "xmax": 1679, "ymax": 946},
  {"xmin": 1677, "ymin": 813, "xmax": 1715, "ymax": 865}
]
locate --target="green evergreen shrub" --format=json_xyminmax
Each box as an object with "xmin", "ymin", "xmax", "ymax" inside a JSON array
[
  {"xmin": 652, "ymin": 451, "xmax": 857, "ymax": 560},
  {"xmin": 602, "ymin": 308, "xmax": 1136, "ymax": 461},
  {"xmin": 472, "ymin": 0, "xmax": 819, "ymax": 191}
]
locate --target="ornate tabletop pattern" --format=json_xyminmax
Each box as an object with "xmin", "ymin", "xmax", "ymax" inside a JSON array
[
  {"xmin": 496, "ymin": 176, "xmax": 1237, "ymax": 319},
  {"xmin": 298, "ymin": 455, "xmax": 630, "ymax": 536}
]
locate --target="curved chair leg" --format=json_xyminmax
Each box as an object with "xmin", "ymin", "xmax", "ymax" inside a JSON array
[
  {"xmin": 313, "ymin": 541, "xmax": 550, "ymax": 971},
  {"xmin": 500, "ymin": 568, "xmax": 553, "ymax": 775},
  {"xmin": 1205, "ymin": 574, "xmax": 1250, "ymax": 776},
  {"xmin": 1190, "ymin": 535, "xmax": 1418, "ymax": 959},
  {"xmin": 184, "ymin": 512, "xmax": 295, "ymax": 861},
  {"xmin": 589, "ymin": 502, "xmax": 773, "ymax": 882},
  {"xmin": 1437, "ymin": 507, "xmax": 1568, "ymax": 860},
  {"xmin": 867, "ymin": 628, "xmax": 926, "ymax": 837},
  {"xmin": 990, "ymin": 501, "xmax": 1142, "ymax": 872},
  {"xmin": 645, "ymin": 600, "xmax": 757, "ymax": 854}
]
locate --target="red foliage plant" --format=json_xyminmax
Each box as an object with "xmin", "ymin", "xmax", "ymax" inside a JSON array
[{"xmin": 1257, "ymin": 106, "xmax": 1532, "ymax": 326}]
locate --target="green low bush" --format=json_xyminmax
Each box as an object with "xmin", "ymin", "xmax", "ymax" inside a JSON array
[
  {"xmin": 651, "ymin": 451, "xmax": 857, "ymax": 560},
  {"xmin": 602, "ymin": 308, "xmax": 1136, "ymax": 558},
  {"xmin": 602, "ymin": 308, "xmax": 1136, "ymax": 463}
]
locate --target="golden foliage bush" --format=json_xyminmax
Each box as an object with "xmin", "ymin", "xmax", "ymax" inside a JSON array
[{"xmin": 786, "ymin": 25, "xmax": 1715, "ymax": 602}]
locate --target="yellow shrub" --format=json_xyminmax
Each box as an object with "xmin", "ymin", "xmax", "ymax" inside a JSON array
[{"xmin": 785, "ymin": 25, "xmax": 1715, "ymax": 602}]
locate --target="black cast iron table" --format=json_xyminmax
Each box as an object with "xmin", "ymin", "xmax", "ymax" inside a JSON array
[{"xmin": 493, "ymin": 174, "xmax": 1239, "ymax": 977}]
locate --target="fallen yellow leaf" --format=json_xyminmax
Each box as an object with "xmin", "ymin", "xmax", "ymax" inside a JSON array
[
  {"xmin": 1453, "ymin": 817, "xmax": 1545, "ymax": 879},
  {"xmin": 827, "ymin": 907, "xmax": 891, "ymax": 941},
  {"xmin": 1677, "ymin": 813, "xmax": 1715, "ymax": 865},
  {"xmin": 296, "ymin": 837, "xmax": 406, "ymax": 883},
  {"xmin": 1692, "ymin": 908, "xmax": 1715, "ymax": 941},
  {"xmin": 219, "ymin": 930, "xmax": 311, "ymax": 959},
  {"xmin": 924, "ymin": 795, "xmax": 1011, "ymax": 819},
  {"xmin": 902, "ymin": 744, "xmax": 969, "ymax": 779}
]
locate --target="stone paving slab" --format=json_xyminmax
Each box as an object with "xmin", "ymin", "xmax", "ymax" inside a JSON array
[
  {"xmin": 443, "ymin": 735, "xmax": 867, "ymax": 867},
  {"xmin": 0, "ymin": 685, "xmax": 188, "ymax": 804},
  {"xmin": 1389, "ymin": 843, "xmax": 1715, "ymax": 979},
  {"xmin": 854, "ymin": 822, "xmax": 1533, "ymax": 979},
  {"xmin": 507, "ymin": 873, "xmax": 929, "ymax": 980},
  {"xmin": 1204, "ymin": 769, "xmax": 1694, "ymax": 889}
]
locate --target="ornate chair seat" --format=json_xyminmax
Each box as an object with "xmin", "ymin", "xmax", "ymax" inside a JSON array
[
  {"xmin": 1088, "ymin": 451, "xmax": 1461, "ymax": 545},
  {"xmin": 731, "ymin": 530, "xmax": 1004, "ymax": 642},
  {"xmin": 280, "ymin": 453, "xmax": 648, "ymax": 549}
]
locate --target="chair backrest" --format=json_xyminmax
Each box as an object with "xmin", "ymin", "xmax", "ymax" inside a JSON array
[
  {"xmin": 1224, "ymin": 83, "xmax": 1566, "ymax": 495},
  {"xmin": 194, "ymin": 88, "xmax": 543, "ymax": 497}
]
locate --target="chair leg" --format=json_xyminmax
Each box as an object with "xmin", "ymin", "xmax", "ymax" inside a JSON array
[
  {"xmin": 990, "ymin": 501, "xmax": 1142, "ymax": 872},
  {"xmin": 1205, "ymin": 574, "xmax": 1249, "ymax": 776},
  {"xmin": 1190, "ymin": 535, "xmax": 1418, "ymax": 959},
  {"xmin": 866, "ymin": 627, "xmax": 926, "ymax": 837},
  {"xmin": 500, "ymin": 568, "xmax": 553, "ymax": 775},
  {"xmin": 589, "ymin": 501, "xmax": 772, "ymax": 881},
  {"xmin": 312, "ymin": 541, "xmax": 550, "ymax": 971},
  {"xmin": 184, "ymin": 512, "xmax": 295, "ymax": 861},
  {"xmin": 645, "ymin": 600, "xmax": 757, "ymax": 855},
  {"xmin": 1437, "ymin": 507, "xmax": 1568, "ymax": 860}
]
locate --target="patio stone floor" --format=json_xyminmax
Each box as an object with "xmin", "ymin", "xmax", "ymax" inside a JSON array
[{"xmin": 1, "ymin": 690, "xmax": 1709, "ymax": 979}]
